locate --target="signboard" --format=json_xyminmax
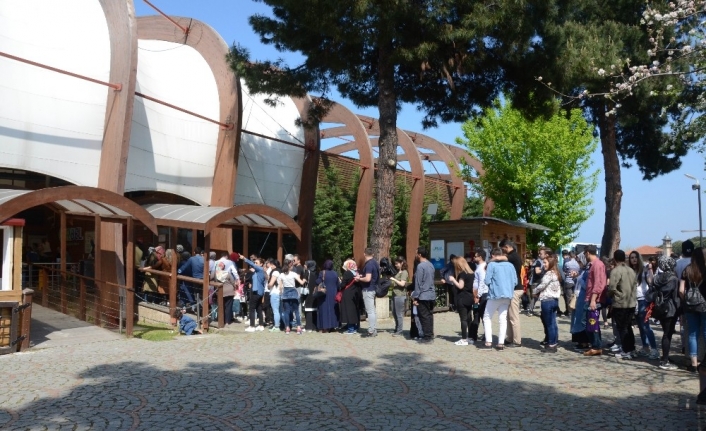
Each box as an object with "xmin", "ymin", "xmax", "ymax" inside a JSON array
[
  {"xmin": 447, "ymin": 242, "xmax": 464, "ymax": 260},
  {"xmin": 430, "ymin": 239, "xmax": 445, "ymax": 269}
]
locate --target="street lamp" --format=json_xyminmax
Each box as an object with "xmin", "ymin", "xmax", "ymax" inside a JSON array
[{"xmin": 685, "ymin": 174, "xmax": 703, "ymax": 247}]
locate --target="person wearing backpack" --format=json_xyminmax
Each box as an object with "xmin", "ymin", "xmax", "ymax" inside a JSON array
[
  {"xmin": 648, "ymin": 256, "xmax": 682, "ymax": 370},
  {"xmin": 355, "ymin": 248, "xmax": 380, "ymax": 337},
  {"xmin": 680, "ymin": 247, "xmax": 706, "ymax": 372}
]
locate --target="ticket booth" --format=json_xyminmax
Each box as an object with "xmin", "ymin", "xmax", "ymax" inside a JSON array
[
  {"xmin": 0, "ymin": 218, "xmax": 28, "ymax": 354},
  {"xmin": 428, "ymin": 217, "xmax": 551, "ymax": 266}
]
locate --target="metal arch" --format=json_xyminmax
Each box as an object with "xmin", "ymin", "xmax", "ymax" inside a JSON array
[
  {"xmin": 403, "ymin": 131, "xmax": 466, "ymax": 219},
  {"xmin": 319, "ymin": 102, "xmax": 375, "ymax": 262},
  {"xmin": 0, "ymin": 186, "xmax": 159, "ymax": 234},
  {"xmin": 355, "ymin": 115, "xmax": 425, "ymax": 266},
  {"xmin": 291, "ymin": 96, "xmax": 321, "ymax": 260},
  {"xmin": 135, "ymin": 16, "xmax": 242, "ymax": 209},
  {"xmin": 203, "ymin": 204, "xmax": 302, "ymax": 240}
]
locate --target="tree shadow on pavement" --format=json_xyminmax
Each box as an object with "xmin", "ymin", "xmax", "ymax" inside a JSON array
[{"xmin": 0, "ymin": 347, "xmax": 702, "ymax": 430}]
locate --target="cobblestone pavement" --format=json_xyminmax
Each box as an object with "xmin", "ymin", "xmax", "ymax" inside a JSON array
[{"xmin": 0, "ymin": 311, "xmax": 702, "ymax": 430}]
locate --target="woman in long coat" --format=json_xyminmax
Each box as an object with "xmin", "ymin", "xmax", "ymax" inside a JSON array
[
  {"xmin": 316, "ymin": 259, "xmax": 340, "ymax": 332},
  {"xmin": 339, "ymin": 259, "xmax": 361, "ymax": 334}
]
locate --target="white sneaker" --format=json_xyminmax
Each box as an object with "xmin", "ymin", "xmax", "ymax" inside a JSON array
[
  {"xmin": 454, "ymin": 339, "xmax": 468, "ymax": 346},
  {"xmin": 610, "ymin": 345, "xmax": 621, "ymax": 353},
  {"xmin": 255, "ymin": 326, "xmax": 265, "ymax": 331},
  {"xmin": 245, "ymin": 326, "xmax": 256, "ymax": 332},
  {"xmin": 467, "ymin": 339, "xmax": 475, "ymax": 345}
]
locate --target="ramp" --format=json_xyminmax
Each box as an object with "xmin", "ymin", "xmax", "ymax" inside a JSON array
[{"xmin": 30, "ymin": 304, "xmax": 122, "ymax": 349}]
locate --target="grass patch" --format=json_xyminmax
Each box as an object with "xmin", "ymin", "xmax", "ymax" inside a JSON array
[{"xmin": 133, "ymin": 324, "xmax": 177, "ymax": 341}]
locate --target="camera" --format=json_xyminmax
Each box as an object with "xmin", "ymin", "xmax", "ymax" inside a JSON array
[{"xmin": 379, "ymin": 257, "xmax": 398, "ymax": 277}]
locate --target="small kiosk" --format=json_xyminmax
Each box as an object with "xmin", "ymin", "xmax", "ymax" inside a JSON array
[
  {"xmin": 428, "ymin": 217, "xmax": 550, "ymax": 268},
  {"xmin": 0, "ymin": 218, "xmax": 30, "ymax": 354}
]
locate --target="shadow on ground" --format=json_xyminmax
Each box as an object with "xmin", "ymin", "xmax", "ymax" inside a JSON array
[{"xmin": 0, "ymin": 345, "xmax": 701, "ymax": 430}]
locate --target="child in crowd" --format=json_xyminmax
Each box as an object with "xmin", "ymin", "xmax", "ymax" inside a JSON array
[{"xmin": 173, "ymin": 308, "xmax": 201, "ymax": 335}]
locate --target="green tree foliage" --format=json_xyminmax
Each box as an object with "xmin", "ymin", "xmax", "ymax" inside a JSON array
[
  {"xmin": 228, "ymin": 0, "xmax": 537, "ymax": 258},
  {"xmin": 457, "ymin": 100, "xmax": 599, "ymax": 249},
  {"xmin": 311, "ymin": 167, "xmax": 354, "ymax": 269},
  {"xmin": 504, "ymin": 0, "xmax": 693, "ymax": 256}
]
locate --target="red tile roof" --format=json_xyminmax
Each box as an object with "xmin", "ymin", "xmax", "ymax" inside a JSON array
[{"xmin": 627, "ymin": 245, "xmax": 663, "ymax": 256}]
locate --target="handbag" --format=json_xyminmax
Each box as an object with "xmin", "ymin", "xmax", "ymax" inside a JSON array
[
  {"xmin": 335, "ymin": 277, "xmax": 357, "ymax": 303},
  {"xmin": 568, "ymin": 294, "xmax": 577, "ymax": 310},
  {"xmin": 313, "ymin": 271, "xmax": 327, "ymax": 300},
  {"xmin": 686, "ymin": 281, "xmax": 706, "ymax": 313},
  {"xmin": 586, "ymin": 308, "xmax": 601, "ymax": 332}
]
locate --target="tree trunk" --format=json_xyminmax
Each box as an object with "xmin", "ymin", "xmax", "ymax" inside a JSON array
[
  {"xmin": 370, "ymin": 41, "xmax": 397, "ymax": 260},
  {"xmin": 598, "ymin": 103, "xmax": 622, "ymax": 258}
]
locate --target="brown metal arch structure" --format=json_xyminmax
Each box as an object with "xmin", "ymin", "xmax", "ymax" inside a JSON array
[
  {"xmin": 203, "ymin": 204, "xmax": 302, "ymax": 240},
  {"xmin": 0, "ymin": 186, "xmax": 158, "ymax": 234},
  {"xmin": 403, "ymin": 132, "xmax": 465, "ymax": 219},
  {"xmin": 291, "ymin": 97, "xmax": 320, "ymax": 260},
  {"xmin": 319, "ymin": 102, "xmax": 375, "ymax": 262},
  {"xmin": 354, "ymin": 115, "xmax": 424, "ymax": 266},
  {"xmin": 136, "ymin": 16, "xmax": 242, "ymax": 252}
]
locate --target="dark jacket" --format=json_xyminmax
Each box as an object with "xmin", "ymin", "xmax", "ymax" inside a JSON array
[{"xmin": 649, "ymin": 272, "xmax": 681, "ymax": 318}]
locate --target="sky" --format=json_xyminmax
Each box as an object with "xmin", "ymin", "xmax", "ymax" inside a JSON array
[{"xmin": 133, "ymin": 0, "xmax": 706, "ymax": 249}]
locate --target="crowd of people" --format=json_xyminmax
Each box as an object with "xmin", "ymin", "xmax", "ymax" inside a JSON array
[{"xmin": 134, "ymin": 238, "xmax": 706, "ymax": 399}]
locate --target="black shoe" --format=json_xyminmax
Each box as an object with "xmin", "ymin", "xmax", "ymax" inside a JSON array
[
  {"xmin": 687, "ymin": 365, "xmax": 697, "ymax": 373},
  {"xmin": 540, "ymin": 341, "xmax": 549, "ymax": 347},
  {"xmin": 542, "ymin": 346, "xmax": 558, "ymax": 353},
  {"xmin": 417, "ymin": 337, "xmax": 434, "ymax": 344},
  {"xmin": 507, "ymin": 343, "xmax": 522, "ymax": 348}
]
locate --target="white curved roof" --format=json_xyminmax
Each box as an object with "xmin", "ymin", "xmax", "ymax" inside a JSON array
[
  {"xmin": 0, "ymin": 1, "xmax": 110, "ymax": 186},
  {"xmin": 125, "ymin": 40, "xmax": 220, "ymax": 205},
  {"xmin": 143, "ymin": 203, "xmax": 289, "ymax": 230},
  {"xmin": 236, "ymin": 83, "xmax": 305, "ymax": 218}
]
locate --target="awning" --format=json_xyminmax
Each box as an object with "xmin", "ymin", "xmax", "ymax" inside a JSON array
[
  {"xmin": 461, "ymin": 216, "xmax": 552, "ymax": 231},
  {"xmin": 0, "ymin": 186, "xmax": 158, "ymax": 233},
  {"xmin": 142, "ymin": 203, "xmax": 301, "ymax": 239}
]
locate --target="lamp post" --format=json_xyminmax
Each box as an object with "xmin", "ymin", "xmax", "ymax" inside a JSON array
[{"xmin": 685, "ymin": 174, "xmax": 703, "ymax": 247}]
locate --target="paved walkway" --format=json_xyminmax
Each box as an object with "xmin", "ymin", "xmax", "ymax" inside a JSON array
[
  {"xmin": 29, "ymin": 304, "xmax": 123, "ymax": 350},
  {"xmin": 0, "ymin": 311, "xmax": 701, "ymax": 430}
]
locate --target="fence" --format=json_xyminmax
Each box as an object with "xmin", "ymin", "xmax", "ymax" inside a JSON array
[{"xmin": 23, "ymin": 258, "xmax": 225, "ymax": 339}]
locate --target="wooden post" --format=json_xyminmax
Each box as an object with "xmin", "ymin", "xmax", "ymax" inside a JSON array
[
  {"xmin": 60, "ymin": 211, "xmax": 67, "ymax": 314},
  {"xmin": 242, "ymin": 226, "xmax": 248, "ymax": 269},
  {"xmin": 79, "ymin": 277, "xmax": 86, "ymax": 321},
  {"xmin": 169, "ymin": 248, "xmax": 177, "ymax": 326},
  {"xmin": 202, "ymin": 235, "xmax": 210, "ymax": 330},
  {"xmin": 18, "ymin": 288, "xmax": 34, "ymax": 352},
  {"xmin": 40, "ymin": 263, "xmax": 47, "ymax": 307},
  {"xmin": 94, "ymin": 214, "xmax": 102, "ymax": 326},
  {"xmin": 191, "ymin": 229, "xmax": 198, "ymax": 254},
  {"xmin": 217, "ymin": 282, "xmax": 224, "ymax": 329},
  {"xmin": 170, "ymin": 227, "xmax": 178, "ymax": 250},
  {"xmin": 125, "ymin": 217, "xmax": 134, "ymax": 337},
  {"xmin": 169, "ymin": 247, "xmax": 179, "ymax": 325},
  {"xmin": 277, "ymin": 228, "xmax": 283, "ymax": 264}
]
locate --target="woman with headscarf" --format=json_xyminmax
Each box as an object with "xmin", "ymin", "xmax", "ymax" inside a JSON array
[
  {"xmin": 570, "ymin": 252, "xmax": 591, "ymax": 351},
  {"xmin": 303, "ymin": 260, "xmax": 319, "ymax": 332},
  {"xmin": 339, "ymin": 259, "xmax": 361, "ymax": 334},
  {"xmin": 316, "ymin": 260, "xmax": 340, "ymax": 332},
  {"xmin": 648, "ymin": 256, "xmax": 682, "ymax": 370}
]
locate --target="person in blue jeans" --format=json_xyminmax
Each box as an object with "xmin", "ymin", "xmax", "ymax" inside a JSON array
[
  {"xmin": 173, "ymin": 308, "xmax": 200, "ymax": 335},
  {"xmin": 277, "ymin": 259, "xmax": 306, "ymax": 334},
  {"xmin": 533, "ymin": 254, "xmax": 562, "ymax": 353},
  {"xmin": 629, "ymin": 251, "xmax": 659, "ymax": 359},
  {"xmin": 680, "ymin": 247, "xmax": 706, "ymax": 371},
  {"xmin": 267, "ymin": 260, "xmax": 282, "ymax": 331}
]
